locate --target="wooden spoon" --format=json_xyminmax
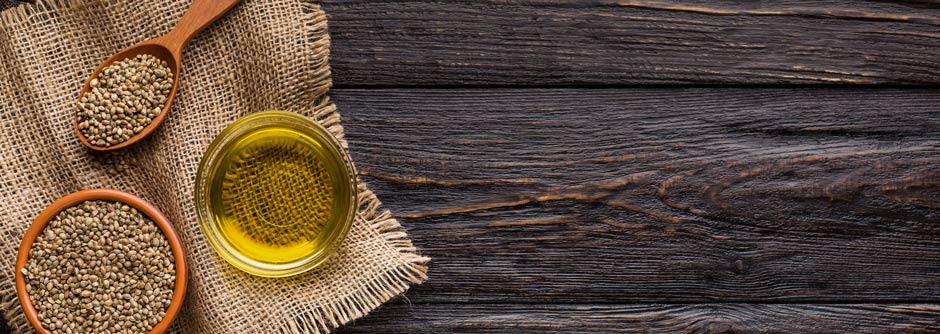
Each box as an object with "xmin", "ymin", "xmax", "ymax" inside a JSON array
[{"xmin": 75, "ymin": 0, "xmax": 241, "ymax": 151}]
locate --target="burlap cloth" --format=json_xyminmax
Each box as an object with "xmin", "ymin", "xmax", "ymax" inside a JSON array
[{"xmin": 0, "ymin": 0, "xmax": 429, "ymax": 333}]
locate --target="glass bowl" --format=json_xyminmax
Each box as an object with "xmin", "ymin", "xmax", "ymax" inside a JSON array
[{"xmin": 195, "ymin": 111, "xmax": 358, "ymax": 277}]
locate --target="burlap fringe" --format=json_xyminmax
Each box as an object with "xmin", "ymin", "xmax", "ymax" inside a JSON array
[
  {"xmin": 282, "ymin": 184, "xmax": 430, "ymax": 334},
  {"xmin": 1, "ymin": 293, "xmax": 26, "ymax": 334},
  {"xmin": 0, "ymin": 0, "xmax": 429, "ymax": 333},
  {"xmin": 303, "ymin": 96, "xmax": 430, "ymax": 333}
]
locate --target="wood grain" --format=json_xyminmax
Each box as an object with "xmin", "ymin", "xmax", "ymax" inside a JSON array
[
  {"xmin": 0, "ymin": 0, "xmax": 26, "ymax": 11},
  {"xmin": 342, "ymin": 303, "xmax": 940, "ymax": 333},
  {"xmin": 4, "ymin": 1, "xmax": 940, "ymax": 332},
  {"xmin": 323, "ymin": 0, "xmax": 940, "ymax": 86},
  {"xmin": 333, "ymin": 88, "xmax": 940, "ymax": 303}
]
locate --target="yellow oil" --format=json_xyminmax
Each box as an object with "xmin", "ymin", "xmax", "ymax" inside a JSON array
[{"xmin": 206, "ymin": 127, "xmax": 347, "ymax": 265}]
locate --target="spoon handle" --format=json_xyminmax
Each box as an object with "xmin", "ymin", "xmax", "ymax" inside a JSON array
[{"xmin": 161, "ymin": 0, "xmax": 241, "ymax": 53}]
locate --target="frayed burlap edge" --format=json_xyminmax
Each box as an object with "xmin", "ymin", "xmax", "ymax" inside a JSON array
[
  {"xmin": 280, "ymin": 98, "xmax": 431, "ymax": 334},
  {"xmin": 0, "ymin": 0, "xmax": 430, "ymax": 332}
]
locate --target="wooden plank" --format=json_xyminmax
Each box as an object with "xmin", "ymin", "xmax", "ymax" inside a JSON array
[
  {"xmin": 332, "ymin": 88, "xmax": 940, "ymax": 303},
  {"xmin": 0, "ymin": 1, "xmax": 27, "ymax": 11},
  {"xmin": 342, "ymin": 303, "xmax": 940, "ymax": 333},
  {"xmin": 323, "ymin": 0, "xmax": 940, "ymax": 86}
]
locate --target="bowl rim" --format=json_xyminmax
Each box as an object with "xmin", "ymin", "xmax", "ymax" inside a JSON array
[
  {"xmin": 194, "ymin": 110, "xmax": 359, "ymax": 277},
  {"xmin": 14, "ymin": 188, "xmax": 188, "ymax": 334}
]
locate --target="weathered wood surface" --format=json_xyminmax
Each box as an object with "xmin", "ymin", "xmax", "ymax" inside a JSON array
[
  {"xmin": 4, "ymin": 1, "xmax": 940, "ymax": 333},
  {"xmin": 342, "ymin": 303, "xmax": 940, "ymax": 334},
  {"xmin": 324, "ymin": 0, "xmax": 940, "ymax": 86},
  {"xmin": 0, "ymin": 0, "xmax": 26, "ymax": 11},
  {"xmin": 332, "ymin": 88, "xmax": 940, "ymax": 330}
]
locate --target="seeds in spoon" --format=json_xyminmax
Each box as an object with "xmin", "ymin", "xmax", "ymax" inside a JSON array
[
  {"xmin": 77, "ymin": 54, "xmax": 173, "ymax": 147},
  {"xmin": 24, "ymin": 200, "xmax": 176, "ymax": 333}
]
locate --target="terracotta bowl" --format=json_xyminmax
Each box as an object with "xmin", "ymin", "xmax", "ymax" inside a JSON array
[{"xmin": 14, "ymin": 189, "xmax": 187, "ymax": 334}]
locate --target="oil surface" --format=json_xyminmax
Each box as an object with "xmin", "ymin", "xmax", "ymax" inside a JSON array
[{"xmin": 207, "ymin": 127, "xmax": 344, "ymax": 264}]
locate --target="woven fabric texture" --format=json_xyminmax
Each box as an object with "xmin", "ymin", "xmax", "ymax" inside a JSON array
[{"xmin": 0, "ymin": 0, "xmax": 429, "ymax": 333}]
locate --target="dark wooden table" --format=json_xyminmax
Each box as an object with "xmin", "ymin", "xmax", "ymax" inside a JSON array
[
  {"xmin": 323, "ymin": 0, "xmax": 940, "ymax": 333},
  {"xmin": 4, "ymin": 1, "xmax": 940, "ymax": 333}
]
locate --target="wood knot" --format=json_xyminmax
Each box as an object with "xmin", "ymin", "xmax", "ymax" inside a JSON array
[
  {"xmin": 704, "ymin": 321, "xmax": 735, "ymax": 334},
  {"xmin": 733, "ymin": 258, "xmax": 746, "ymax": 274}
]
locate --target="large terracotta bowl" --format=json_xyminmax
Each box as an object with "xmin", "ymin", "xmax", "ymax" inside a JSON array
[{"xmin": 14, "ymin": 189, "xmax": 187, "ymax": 334}]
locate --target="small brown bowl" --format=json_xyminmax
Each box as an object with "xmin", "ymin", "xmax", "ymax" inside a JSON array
[{"xmin": 15, "ymin": 189, "xmax": 187, "ymax": 334}]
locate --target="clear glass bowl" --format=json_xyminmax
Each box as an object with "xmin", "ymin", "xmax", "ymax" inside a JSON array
[{"xmin": 195, "ymin": 111, "xmax": 358, "ymax": 277}]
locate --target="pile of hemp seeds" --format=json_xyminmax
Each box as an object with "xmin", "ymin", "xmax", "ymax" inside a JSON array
[
  {"xmin": 76, "ymin": 54, "xmax": 172, "ymax": 147},
  {"xmin": 22, "ymin": 201, "xmax": 176, "ymax": 334}
]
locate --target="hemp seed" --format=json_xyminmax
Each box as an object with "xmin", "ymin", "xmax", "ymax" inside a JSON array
[
  {"xmin": 24, "ymin": 201, "xmax": 176, "ymax": 334},
  {"xmin": 77, "ymin": 54, "xmax": 173, "ymax": 147}
]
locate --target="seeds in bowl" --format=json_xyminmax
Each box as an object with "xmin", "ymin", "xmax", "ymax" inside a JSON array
[
  {"xmin": 23, "ymin": 200, "xmax": 176, "ymax": 334},
  {"xmin": 77, "ymin": 54, "xmax": 173, "ymax": 147}
]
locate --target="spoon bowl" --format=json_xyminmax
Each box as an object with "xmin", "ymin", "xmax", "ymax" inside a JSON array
[
  {"xmin": 76, "ymin": 43, "xmax": 180, "ymax": 151},
  {"xmin": 75, "ymin": 0, "xmax": 240, "ymax": 151}
]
